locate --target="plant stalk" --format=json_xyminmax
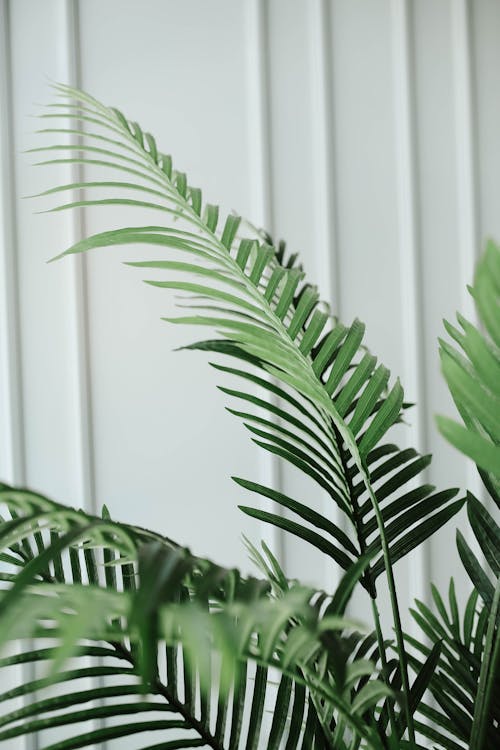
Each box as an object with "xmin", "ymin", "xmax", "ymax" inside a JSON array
[
  {"xmin": 366, "ymin": 483, "xmax": 416, "ymax": 746},
  {"xmin": 334, "ymin": 426, "xmax": 398, "ymax": 739},
  {"xmin": 371, "ymin": 597, "xmax": 397, "ymax": 732},
  {"xmin": 470, "ymin": 576, "xmax": 500, "ymax": 750},
  {"xmin": 83, "ymin": 91, "xmax": 417, "ymax": 745}
]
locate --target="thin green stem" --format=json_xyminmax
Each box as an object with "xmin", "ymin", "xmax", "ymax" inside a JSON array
[
  {"xmin": 367, "ymin": 484, "xmax": 416, "ymax": 746},
  {"xmin": 298, "ymin": 663, "xmax": 383, "ymax": 750},
  {"xmin": 470, "ymin": 576, "xmax": 500, "ymax": 750},
  {"xmin": 371, "ymin": 597, "xmax": 397, "ymax": 733},
  {"xmin": 118, "ymin": 96, "xmax": 415, "ymax": 744},
  {"xmin": 55, "ymin": 88, "xmax": 416, "ymax": 745},
  {"xmin": 334, "ymin": 427, "xmax": 397, "ymax": 739},
  {"xmin": 113, "ymin": 644, "xmax": 225, "ymax": 750}
]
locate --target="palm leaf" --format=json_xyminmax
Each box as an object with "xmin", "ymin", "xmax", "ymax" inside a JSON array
[
  {"xmin": 437, "ymin": 240, "xmax": 500, "ymax": 507},
  {"xmin": 429, "ymin": 245, "xmax": 500, "ymax": 748},
  {"xmin": 33, "ymin": 84, "xmax": 468, "ymax": 742},
  {"xmin": 0, "ymin": 485, "xmax": 390, "ymax": 749},
  {"xmin": 408, "ymin": 494, "xmax": 500, "ymax": 749}
]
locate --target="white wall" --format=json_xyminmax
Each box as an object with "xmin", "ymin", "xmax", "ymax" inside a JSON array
[{"xmin": 0, "ymin": 0, "xmax": 499, "ymax": 745}]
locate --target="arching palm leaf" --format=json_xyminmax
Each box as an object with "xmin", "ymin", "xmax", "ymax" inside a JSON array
[
  {"xmin": 407, "ymin": 496, "xmax": 499, "ymax": 749},
  {"xmin": 428, "ymin": 241, "xmax": 500, "ymax": 749},
  {"xmin": 437, "ymin": 240, "xmax": 500, "ymax": 507},
  {"xmin": 32, "ymin": 84, "xmax": 466, "ymax": 741},
  {"xmin": 0, "ymin": 484, "xmax": 393, "ymax": 749}
]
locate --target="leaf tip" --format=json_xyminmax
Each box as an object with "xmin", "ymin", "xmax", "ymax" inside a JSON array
[{"xmin": 47, "ymin": 252, "xmax": 65, "ymax": 263}]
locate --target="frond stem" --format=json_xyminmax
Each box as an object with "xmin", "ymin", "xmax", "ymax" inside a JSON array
[
  {"xmin": 470, "ymin": 576, "xmax": 500, "ymax": 750},
  {"xmin": 333, "ymin": 425, "xmax": 397, "ymax": 738},
  {"xmin": 368, "ymin": 490, "xmax": 415, "ymax": 746},
  {"xmin": 52, "ymin": 88, "xmax": 417, "ymax": 745},
  {"xmin": 112, "ymin": 642, "xmax": 225, "ymax": 750}
]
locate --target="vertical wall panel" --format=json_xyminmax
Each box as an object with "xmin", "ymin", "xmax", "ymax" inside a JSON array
[
  {"xmin": 77, "ymin": 0, "xmax": 260, "ymax": 573},
  {"xmin": 244, "ymin": 0, "xmax": 283, "ymax": 561},
  {"xmin": 0, "ymin": 0, "xmax": 24, "ymax": 487},
  {"xmin": 307, "ymin": 0, "xmax": 344, "ymax": 593},
  {"xmin": 307, "ymin": 0, "xmax": 340, "ymax": 311},
  {"xmin": 0, "ymin": 3, "xmax": 29, "ymax": 748},
  {"xmin": 451, "ymin": 0, "xmax": 485, "ymax": 533},
  {"xmin": 412, "ymin": 0, "xmax": 470, "ymax": 601},
  {"xmin": 266, "ymin": 0, "xmax": 332, "ymax": 587},
  {"xmin": 329, "ymin": 0, "xmax": 403, "ymax": 377},
  {"xmin": 452, "ymin": 0, "xmax": 480, "ymax": 320},
  {"xmin": 328, "ymin": 0, "xmax": 411, "ymax": 630},
  {"xmin": 391, "ymin": 0, "xmax": 428, "ymax": 627},
  {"xmin": 58, "ymin": 0, "xmax": 96, "ymax": 513},
  {"xmin": 472, "ymin": 0, "xmax": 500, "ymax": 243},
  {"xmin": 8, "ymin": 0, "xmax": 91, "ymax": 506},
  {"xmin": 266, "ymin": 0, "xmax": 317, "ymax": 262}
]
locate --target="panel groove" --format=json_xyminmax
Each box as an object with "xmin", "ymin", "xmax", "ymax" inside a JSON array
[
  {"xmin": 244, "ymin": 0, "xmax": 282, "ymax": 561},
  {"xmin": 60, "ymin": 4, "xmax": 102, "ymax": 749},
  {"xmin": 0, "ymin": 0, "xmax": 26, "ymax": 486},
  {"xmin": 452, "ymin": 0, "xmax": 480, "ymax": 313},
  {"xmin": 309, "ymin": 0, "xmax": 341, "ymax": 315},
  {"xmin": 391, "ymin": 0, "xmax": 428, "ymax": 614},
  {"xmin": 60, "ymin": 0, "xmax": 96, "ymax": 514},
  {"xmin": 451, "ymin": 0, "xmax": 485, "ymax": 523},
  {"xmin": 308, "ymin": 0, "xmax": 343, "ymax": 591},
  {"xmin": 0, "ymin": 4, "xmax": 30, "ymax": 749}
]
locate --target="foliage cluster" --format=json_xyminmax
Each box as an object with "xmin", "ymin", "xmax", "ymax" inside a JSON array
[{"xmin": 0, "ymin": 85, "xmax": 498, "ymax": 749}]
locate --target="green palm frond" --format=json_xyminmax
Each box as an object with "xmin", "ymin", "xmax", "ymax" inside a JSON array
[
  {"xmin": 407, "ymin": 495, "xmax": 499, "ymax": 750},
  {"xmin": 437, "ymin": 240, "xmax": 500, "ymax": 507},
  {"xmin": 32, "ymin": 84, "xmax": 467, "ymax": 741},
  {"xmin": 34, "ymin": 85, "xmax": 463, "ymax": 583},
  {"xmin": 424, "ymin": 241, "xmax": 500, "ymax": 749},
  {"xmin": 0, "ymin": 484, "xmax": 392, "ymax": 749}
]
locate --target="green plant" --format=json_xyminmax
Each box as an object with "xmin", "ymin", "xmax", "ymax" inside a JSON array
[{"xmin": 0, "ymin": 84, "xmax": 497, "ymax": 749}]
